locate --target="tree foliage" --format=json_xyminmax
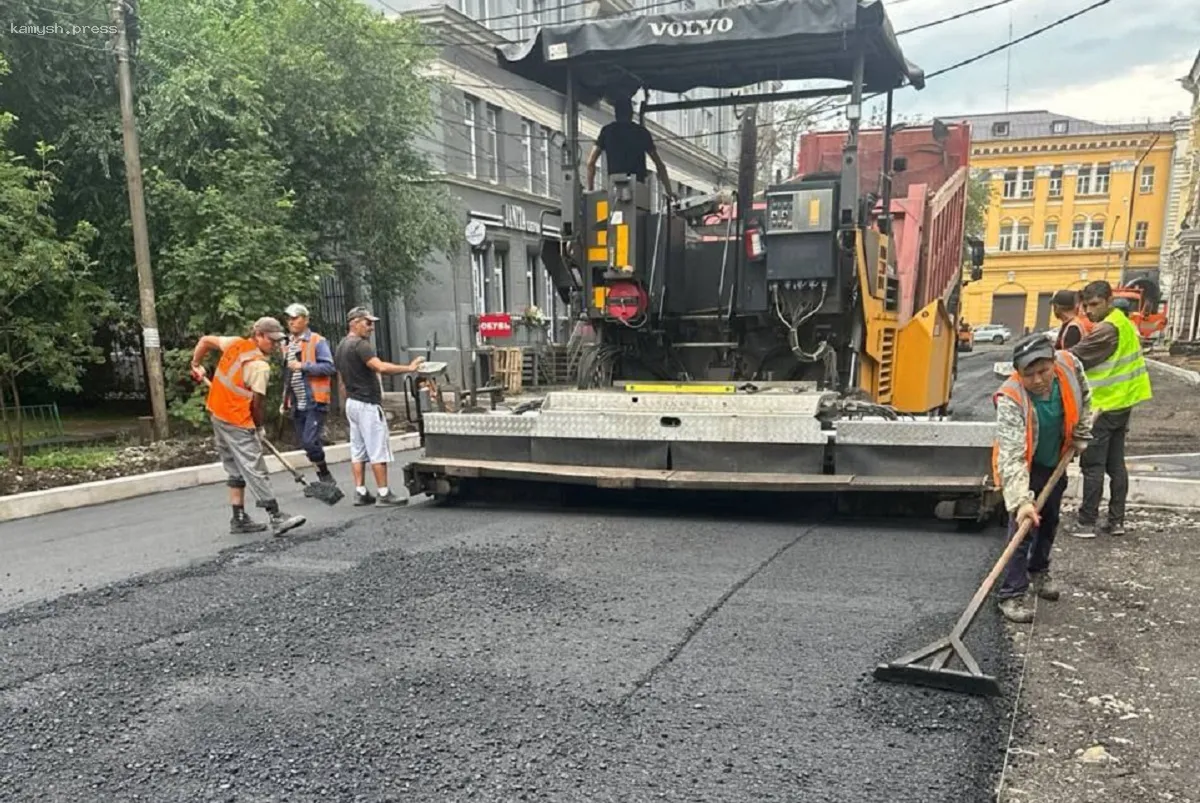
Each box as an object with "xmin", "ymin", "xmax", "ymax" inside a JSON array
[
  {"xmin": 0, "ymin": 0, "xmax": 458, "ymax": 418},
  {"xmin": 964, "ymin": 168, "xmax": 994, "ymax": 262},
  {"xmin": 0, "ymin": 55, "xmax": 111, "ymax": 464}
]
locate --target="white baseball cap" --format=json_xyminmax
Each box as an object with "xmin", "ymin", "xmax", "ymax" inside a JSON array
[{"xmin": 285, "ymin": 303, "xmax": 309, "ymax": 318}]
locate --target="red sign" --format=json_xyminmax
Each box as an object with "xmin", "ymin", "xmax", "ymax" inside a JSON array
[{"xmin": 478, "ymin": 313, "xmax": 513, "ymax": 339}]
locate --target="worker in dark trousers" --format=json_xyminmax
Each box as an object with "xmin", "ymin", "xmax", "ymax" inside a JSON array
[
  {"xmin": 992, "ymin": 334, "xmax": 1092, "ymax": 623},
  {"xmin": 281, "ymin": 303, "xmax": 337, "ymax": 485},
  {"xmin": 1069, "ymin": 280, "xmax": 1153, "ymax": 538}
]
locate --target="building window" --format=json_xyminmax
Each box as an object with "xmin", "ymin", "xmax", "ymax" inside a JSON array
[
  {"xmin": 1003, "ymin": 168, "xmax": 1033, "ymax": 200},
  {"xmin": 491, "ymin": 248, "xmax": 508, "ymax": 312},
  {"xmin": 991, "ymin": 121, "xmax": 1010, "ymax": 137},
  {"xmin": 542, "ymin": 126, "xmax": 555, "ymax": 198},
  {"xmin": 520, "ymin": 120, "xmax": 533, "ymax": 193},
  {"xmin": 464, "ymin": 96, "xmax": 479, "ymax": 178},
  {"xmin": 1087, "ymin": 218, "xmax": 1105, "ymax": 248},
  {"xmin": 1076, "ymin": 162, "xmax": 1110, "ymax": 196},
  {"xmin": 1071, "ymin": 220, "xmax": 1087, "ymax": 248},
  {"xmin": 534, "ymin": 126, "xmax": 549, "ymax": 196},
  {"xmin": 531, "ymin": 0, "xmax": 545, "ymax": 26},
  {"xmin": 1015, "ymin": 222, "xmax": 1031, "ymax": 251},
  {"xmin": 1044, "ymin": 221, "xmax": 1058, "ymax": 250},
  {"xmin": 1048, "ymin": 167, "xmax": 1063, "ymax": 198},
  {"xmin": 484, "ymin": 106, "xmax": 499, "ymax": 183},
  {"xmin": 526, "ymin": 252, "xmax": 541, "ymax": 308},
  {"xmin": 470, "ymin": 249, "xmax": 486, "ymax": 322},
  {"xmin": 1133, "ymin": 221, "xmax": 1149, "ymax": 248},
  {"xmin": 1140, "ymin": 166, "xmax": 1155, "ymax": 194},
  {"xmin": 1051, "ymin": 120, "xmax": 1069, "ymax": 134},
  {"xmin": 998, "ymin": 219, "xmax": 1014, "ymax": 251},
  {"xmin": 512, "ymin": 0, "xmax": 526, "ymax": 38}
]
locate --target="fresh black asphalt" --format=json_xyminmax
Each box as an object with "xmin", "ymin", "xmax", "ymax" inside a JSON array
[
  {"xmin": 1, "ymin": 496, "xmax": 1014, "ymax": 801},
  {"xmin": 1, "ymin": 350, "xmax": 1017, "ymax": 800}
]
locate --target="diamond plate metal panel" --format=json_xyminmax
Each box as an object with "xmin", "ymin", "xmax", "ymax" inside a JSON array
[
  {"xmin": 835, "ymin": 420, "xmax": 996, "ymax": 447},
  {"xmin": 542, "ymin": 391, "xmax": 830, "ymax": 416},
  {"xmin": 531, "ymin": 412, "xmax": 826, "ymax": 444},
  {"xmin": 423, "ymin": 413, "xmax": 537, "ymax": 437}
]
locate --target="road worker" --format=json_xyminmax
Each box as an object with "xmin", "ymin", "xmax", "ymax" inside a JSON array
[
  {"xmin": 281, "ymin": 303, "xmax": 337, "ymax": 486},
  {"xmin": 1069, "ymin": 280, "xmax": 1153, "ymax": 538},
  {"xmin": 190, "ymin": 317, "xmax": 307, "ymax": 536},
  {"xmin": 992, "ymin": 333, "xmax": 1093, "ymax": 623},
  {"xmin": 1051, "ymin": 289, "xmax": 1093, "ymax": 350}
]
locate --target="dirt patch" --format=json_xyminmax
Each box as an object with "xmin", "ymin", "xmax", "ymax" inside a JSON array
[
  {"xmin": 0, "ymin": 412, "xmax": 415, "ymax": 496},
  {"xmin": 996, "ymin": 503, "xmax": 1200, "ymax": 802},
  {"xmin": 0, "ymin": 439, "xmax": 219, "ymax": 496},
  {"xmin": 1126, "ymin": 368, "xmax": 1200, "ymax": 456}
]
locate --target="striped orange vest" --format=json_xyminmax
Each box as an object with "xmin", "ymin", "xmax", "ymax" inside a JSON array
[
  {"xmin": 991, "ymin": 350, "xmax": 1083, "ymax": 486},
  {"xmin": 206, "ymin": 338, "xmax": 266, "ymax": 429}
]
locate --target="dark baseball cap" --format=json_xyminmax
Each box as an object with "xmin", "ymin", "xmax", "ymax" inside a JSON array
[
  {"xmin": 251, "ymin": 316, "xmax": 287, "ymax": 341},
  {"xmin": 1012, "ymin": 333, "xmax": 1055, "ymax": 371},
  {"xmin": 347, "ymin": 305, "xmax": 379, "ymax": 323}
]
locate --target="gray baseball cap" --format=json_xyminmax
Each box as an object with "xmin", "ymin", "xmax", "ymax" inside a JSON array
[
  {"xmin": 251, "ymin": 316, "xmax": 287, "ymax": 341},
  {"xmin": 347, "ymin": 305, "xmax": 379, "ymax": 323},
  {"xmin": 284, "ymin": 303, "xmax": 309, "ymax": 318},
  {"xmin": 1012, "ymin": 333, "xmax": 1054, "ymax": 371}
]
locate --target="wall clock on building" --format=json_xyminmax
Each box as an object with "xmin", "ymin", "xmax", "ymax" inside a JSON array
[{"xmin": 465, "ymin": 219, "xmax": 487, "ymax": 249}]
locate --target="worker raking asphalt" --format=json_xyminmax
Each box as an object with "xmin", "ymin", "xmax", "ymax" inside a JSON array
[{"xmin": 0, "ymin": 497, "xmax": 1013, "ymax": 801}]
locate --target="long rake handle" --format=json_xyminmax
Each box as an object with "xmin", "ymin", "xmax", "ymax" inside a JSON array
[{"xmin": 949, "ymin": 445, "xmax": 1078, "ymax": 641}]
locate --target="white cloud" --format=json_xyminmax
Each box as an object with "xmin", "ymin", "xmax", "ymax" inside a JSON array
[{"xmin": 1013, "ymin": 59, "xmax": 1194, "ymax": 122}]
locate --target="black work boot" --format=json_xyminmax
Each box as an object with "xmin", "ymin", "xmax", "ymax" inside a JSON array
[
  {"xmin": 230, "ymin": 511, "xmax": 268, "ymax": 535},
  {"xmin": 354, "ymin": 489, "xmax": 377, "ymax": 506}
]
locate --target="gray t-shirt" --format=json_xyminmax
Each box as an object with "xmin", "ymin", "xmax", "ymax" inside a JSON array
[{"xmin": 334, "ymin": 334, "xmax": 381, "ymax": 405}]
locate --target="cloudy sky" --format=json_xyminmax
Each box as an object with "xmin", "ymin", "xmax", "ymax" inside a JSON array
[{"xmin": 877, "ymin": 0, "xmax": 1198, "ymax": 123}]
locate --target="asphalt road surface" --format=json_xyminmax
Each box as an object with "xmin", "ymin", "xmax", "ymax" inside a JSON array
[
  {"xmin": 950, "ymin": 345, "xmax": 1009, "ymax": 422},
  {"xmin": 3, "ymin": 353, "xmax": 1018, "ymax": 801},
  {"xmin": 1, "ymin": 456, "xmax": 1014, "ymax": 800}
]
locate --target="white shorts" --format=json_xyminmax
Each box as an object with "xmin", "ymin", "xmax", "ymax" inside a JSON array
[{"xmin": 346, "ymin": 398, "xmax": 393, "ymax": 464}]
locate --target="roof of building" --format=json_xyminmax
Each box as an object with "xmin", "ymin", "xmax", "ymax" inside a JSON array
[{"xmin": 949, "ymin": 110, "xmax": 1175, "ymax": 142}]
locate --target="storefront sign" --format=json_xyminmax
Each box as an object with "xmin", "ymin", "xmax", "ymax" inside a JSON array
[{"xmin": 478, "ymin": 313, "xmax": 513, "ymax": 338}]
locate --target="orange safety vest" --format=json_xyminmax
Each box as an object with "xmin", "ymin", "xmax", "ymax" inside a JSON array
[
  {"xmin": 1056, "ymin": 314, "xmax": 1095, "ymax": 350},
  {"xmin": 297, "ymin": 333, "xmax": 331, "ymax": 405},
  {"xmin": 207, "ymin": 338, "xmax": 267, "ymax": 429},
  {"xmin": 990, "ymin": 350, "xmax": 1083, "ymax": 487}
]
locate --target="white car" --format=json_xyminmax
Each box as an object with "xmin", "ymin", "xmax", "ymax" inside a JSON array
[{"xmin": 973, "ymin": 324, "xmax": 1012, "ymax": 345}]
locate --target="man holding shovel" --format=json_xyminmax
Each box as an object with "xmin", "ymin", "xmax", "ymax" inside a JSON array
[
  {"xmin": 189, "ymin": 317, "xmax": 307, "ymax": 537},
  {"xmin": 281, "ymin": 303, "xmax": 337, "ymax": 486},
  {"xmin": 991, "ymin": 334, "xmax": 1093, "ymax": 623}
]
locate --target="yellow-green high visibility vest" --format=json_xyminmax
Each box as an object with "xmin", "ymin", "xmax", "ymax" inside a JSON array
[{"xmin": 1085, "ymin": 307, "xmax": 1152, "ymax": 412}]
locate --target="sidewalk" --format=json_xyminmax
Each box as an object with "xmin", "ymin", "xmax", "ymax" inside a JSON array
[{"xmin": 0, "ymin": 450, "xmax": 421, "ymax": 616}]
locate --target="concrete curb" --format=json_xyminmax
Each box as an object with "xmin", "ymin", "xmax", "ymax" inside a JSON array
[
  {"xmin": 0, "ymin": 433, "xmax": 422, "ymax": 523},
  {"xmin": 1063, "ymin": 466, "xmax": 1200, "ymax": 510},
  {"xmin": 1146, "ymin": 357, "xmax": 1200, "ymax": 386}
]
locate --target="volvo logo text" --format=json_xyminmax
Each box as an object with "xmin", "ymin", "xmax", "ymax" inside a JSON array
[{"xmin": 649, "ymin": 17, "xmax": 734, "ymax": 37}]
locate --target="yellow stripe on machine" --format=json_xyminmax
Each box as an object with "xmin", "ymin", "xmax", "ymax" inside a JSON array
[{"xmin": 623, "ymin": 383, "xmax": 737, "ymax": 394}]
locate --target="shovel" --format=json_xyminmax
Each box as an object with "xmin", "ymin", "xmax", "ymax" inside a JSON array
[
  {"xmin": 199, "ymin": 376, "xmax": 344, "ymax": 506},
  {"xmin": 259, "ymin": 434, "xmax": 345, "ymax": 506},
  {"xmin": 872, "ymin": 445, "xmax": 1077, "ymax": 696}
]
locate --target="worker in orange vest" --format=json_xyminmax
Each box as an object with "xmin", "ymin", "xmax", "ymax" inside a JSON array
[
  {"xmin": 1051, "ymin": 289, "xmax": 1094, "ymax": 350},
  {"xmin": 991, "ymin": 333, "xmax": 1093, "ymax": 623},
  {"xmin": 281, "ymin": 303, "xmax": 337, "ymax": 485},
  {"xmin": 190, "ymin": 317, "xmax": 306, "ymax": 537}
]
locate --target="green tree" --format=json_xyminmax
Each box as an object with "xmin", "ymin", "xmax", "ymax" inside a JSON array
[
  {"xmin": 0, "ymin": 60, "xmax": 110, "ymax": 464},
  {"xmin": 964, "ymin": 168, "xmax": 994, "ymax": 263}
]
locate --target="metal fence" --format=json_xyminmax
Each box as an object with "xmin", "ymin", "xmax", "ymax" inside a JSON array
[{"xmin": 2, "ymin": 403, "xmax": 64, "ymax": 444}]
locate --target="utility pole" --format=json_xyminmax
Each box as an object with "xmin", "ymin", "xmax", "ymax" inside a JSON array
[{"xmin": 110, "ymin": 0, "xmax": 169, "ymax": 440}]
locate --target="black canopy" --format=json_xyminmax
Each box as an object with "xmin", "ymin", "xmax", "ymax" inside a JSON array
[{"xmin": 496, "ymin": 0, "xmax": 924, "ymax": 106}]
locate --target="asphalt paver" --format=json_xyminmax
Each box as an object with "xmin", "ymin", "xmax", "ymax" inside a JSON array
[{"xmin": 1, "ymin": 496, "xmax": 1014, "ymax": 801}]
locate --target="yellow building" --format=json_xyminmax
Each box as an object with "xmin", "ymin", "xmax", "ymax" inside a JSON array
[{"xmin": 955, "ymin": 111, "xmax": 1178, "ymax": 334}]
